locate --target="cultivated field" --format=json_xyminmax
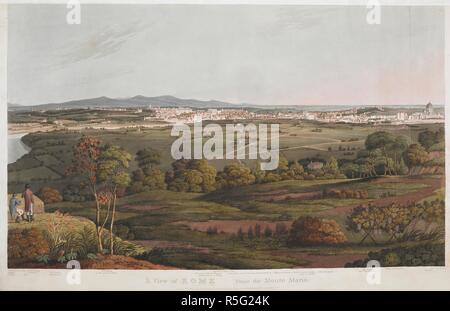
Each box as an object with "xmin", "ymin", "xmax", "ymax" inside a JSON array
[{"xmin": 8, "ymin": 118, "xmax": 445, "ymax": 269}]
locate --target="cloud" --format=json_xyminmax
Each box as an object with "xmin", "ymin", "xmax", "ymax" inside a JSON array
[
  {"xmin": 54, "ymin": 21, "xmax": 151, "ymax": 68},
  {"xmin": 265, "ymin": 6, "xmax": 343, "ymax": 35}
]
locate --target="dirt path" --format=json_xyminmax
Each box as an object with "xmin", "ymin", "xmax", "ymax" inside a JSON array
[{"xmin": 320, "ymin": 176, "xmax": 444, "ymax": 216}]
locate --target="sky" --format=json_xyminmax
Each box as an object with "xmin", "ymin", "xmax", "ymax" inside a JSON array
[{"xmin": 7, "ymin": 4, "xmax": 445, "ymax": 106}]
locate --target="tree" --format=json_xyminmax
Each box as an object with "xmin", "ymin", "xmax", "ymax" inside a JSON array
[
  {"xmin": 355, "ymin": 150, "xmax": 378, "ymax": 177},
  {"xmin": 285, "ymin": 162, "xmax": 305, "ymax": 180},
  {"xmin": 418, "ymin": 130, "xmax": 438, "ymax": 150},
  {"xmin": 264, "ymin": 226, "xmax": 273, "ymax": 238},
  {"xmin": 97, "ymin": 144, "xmax": 131, "ymax": 255},
  {"xmin": 38, "ymin": 187, "xmax": 63, "ymax": 204},
  {"xmin": 323, "ymin": 156, "xmax": 339, "ymax": 176},
  {"xmin": 382, "ymin": 204, "xmax": 411, "ymax": 242},
  {"xmin": 288, "ymin": 216, "xmax": 347, "ymax": 245},
  {"xmin": 67, "ymin": 135, "xmax": 104, "ymax": 252},
  {"xmin": 277, "ymin": 157, "xmax": 289, "ymax": 172},
  {"xmin": 183, "ymin": 169, "xmax": 204, "ymax": 192},
  {"xmin": 143, "ymin": 168, "xmax": 167, "ymax": 190},
  {"xmin": 247, "ymin": 226, "xmax": 254, "ymax": 240},
  {"xmin": 388, "ymin": 136, "xmax": 409, "ymax": 173},
  {"xmin": 340, "ymin": 162, "xmax": 359, "ymax": 178},
  {"xmin": 130, "ymin": 148, "xmax": 166, "ymax": 193},
  {"xmin": 275, "ymin": 223, "xmax": 288, "ymax": 236},
  {"xmin": 365, "ymin": 131, "xmax": 396, "ymax": 151},
  {"xmin": 131, "ymin": 169, "xmax": 145, "ymax": 182},
  {"xmin": 395, "ymin": 158, "xmax": 409, "ymax": 175},
  {"xmin": 254, "ymin": 223, "xmax": 261, "ymax": 238},
  {"xmin": 188, "ymin": 159, "xmax": 217, "ymax": 192},
  {"xmin": 346, "ymin": 205, "xmax": 384, "ymax": 244},
  {"xmin": 167, "ymin": 159, "xmax": 216, "ymax": 193},
  {"xmin": 252, "ymin": 161, "xmax": 267, "ymax": 184},
  {"xmin": 365, "ymin": 132, "xmax": 409, "ymax": 175},
  {"xmin": 237, "ymin": 227, "xmax": 244, "ymax": 240},
  {"xmin": 347, "ymin": 201, "xmax": 444, "ymax": 244},
  {"xmin": 135, "ymin": 148, "xmax": 161, "ymax": 171},
  {"xmin": 403, "ymin": 144, "xmax": 428, "ymax": 170},
  {"xmin": 216, "ymin": 162, "xmax": 256, "ymax": 189}
]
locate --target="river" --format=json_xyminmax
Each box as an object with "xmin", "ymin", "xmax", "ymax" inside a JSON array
[{"xmin": 8, "ymin": 133, "xmax": 30, "ymax": 164}]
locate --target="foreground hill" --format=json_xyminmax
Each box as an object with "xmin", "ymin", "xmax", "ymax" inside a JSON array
[{"xmin": 8, "ymin": 212, "xmax": 173, "ymax": 269}]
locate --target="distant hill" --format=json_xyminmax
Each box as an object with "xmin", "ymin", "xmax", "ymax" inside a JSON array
[
  {"xmin": 8, "ymin": 97, "xmax": 443, "ymax": 113},
  {"xmin": 9, "ymin": 95, "xmax": 248, "ymax": 111},
  {"xmin": 8, "ymin": 95, "xmax": 312, "ymax": 112}
]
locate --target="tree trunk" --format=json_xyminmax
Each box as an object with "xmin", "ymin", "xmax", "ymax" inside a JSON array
[
  {"xmin": 109, "ymin": 191, "xmax": 117, "ymax": 255},
  {"xmin": 95, "ymin": 196, "xmax": 103, "ymax": 253},
  {"xmin": 100, "ymin": 199, "xmax": 112, "ymax": 252}
]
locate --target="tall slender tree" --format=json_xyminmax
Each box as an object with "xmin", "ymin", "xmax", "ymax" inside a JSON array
[
  {"xmin": 97, "ymin": 144, "xmax": 131, "ymax": 255},
  {"xmin": 67, "ymin": 135, "xmax": 104, "ymax": 252}
]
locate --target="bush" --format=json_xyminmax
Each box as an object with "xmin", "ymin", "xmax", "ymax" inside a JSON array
[
  {"xmin": 143, "ymin": 168, "xmax": 167, "ymax": 190},
  {"xmin": 288, "ymin": 216, "xmax": 347, "ymax": 246},
  {"xmin": 63, "ymin": 185, "xmax": 89, "ymax": 202},
  {"xmin": 38, "ymin": 187, "xmax": 63, "ymax": 204},
  {"xmin": 216, "ymin": 163, "xmax": 255, "ymax": 189},
  {"xmin": 8, "ymin": 228, "xmax": 50, "ymax": 260},
  {"xmin": 264, "ymin": 226, "xmax": 273, "ymax": 238},
  {"xmin": 10, "ymin": 213, "xmax": 144, "ymax": 264},
  {"xmin": 113, "ymin": 224, "xmax": 135, "ymax": 240},
  {"xmin": 345, "ymin": 243, "xmax": 444, "ymax": 267},
  {"xmin": 206, "ymin": 226, "xmax": 218, "ymax": 235},
  {"xmin": 347, "ymin": 200, "xmax": 444, "ymax": 245},
  {"xmin": 323, "ymin": 188, "xmax": 368, "ymax": 199},
  {"xmin": 275, "ymin": 223, "xmax": 288, "ymax": 236}
]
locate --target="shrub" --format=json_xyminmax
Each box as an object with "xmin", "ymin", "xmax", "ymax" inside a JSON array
[
  {"xmin": 275, "ymin": 223, "xmax": 288, "ymax": 236},
  {"xmin": 10, "ymin": 212, "xmax": 145, "ymax": 264},
  {"xmin": 347, "ymin": 200, "xmax": 444, "ymax": 245},
  {"xmin": 128, "ymin": 181, "xmax": 146, "ymax": 194},
  {"xmin": 142, "ymin": 168, "xmax": 167, "ymax": 190},
  {"xmin": 345, "ymin": 243, "xmax": 444, "ymax": 267},
  {"xmin": 254, "ymin": 224, "xmax": 261, "ymax": 238},
  {"xmin": 288, "ymin": 216, "xmax": 347, "ymax": 246},
  {"xmin": 237, "ymin": 227, "xmax": 244, "ymax": 240},
  {"xmin": 323, "ymin": 188, "xmax": 368, "ymax": 199},
  {"xmin": 114, "ymin": 224, "xmax": 135, "ymax": 240},
  {"xmin": 62, "ymin": 185, "xmax": 89, "ymax": 202},
  {"xmin": 206, "ymin": 226, "xmax": 218, "ymax": 235},
  {"xmin": 8, "ymin": 228, "xmax": 50, "ymax": 260},
  {"xmin": 38, "ymin": 187, "xmax": 63, "ymax": 204},
  {"xmin": 264, "ymin": 227, "xmax": 273, "ymax": 238}
]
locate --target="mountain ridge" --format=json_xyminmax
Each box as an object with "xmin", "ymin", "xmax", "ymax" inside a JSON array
[{"xmin": 8, "ymin": 95, "xmax": 250, "ymax": 111}]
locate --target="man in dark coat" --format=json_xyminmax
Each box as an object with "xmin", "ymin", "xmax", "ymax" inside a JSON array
[{"xmin": 22, "ymin": 184, "xmax": 35, "ymax": 222}]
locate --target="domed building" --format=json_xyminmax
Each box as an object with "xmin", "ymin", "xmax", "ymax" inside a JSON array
[{"xmin": 425, "ymin": 102, "xmax": 434, "ymax": 116}]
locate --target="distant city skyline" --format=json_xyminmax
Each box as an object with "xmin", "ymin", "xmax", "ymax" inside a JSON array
[{"xmin": 8, "ymin": 4, "xmax": 445, "ymax": 107}]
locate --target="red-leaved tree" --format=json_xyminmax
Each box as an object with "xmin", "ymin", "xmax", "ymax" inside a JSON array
[{"xmin": 66, "ymin": 135, "xmax": 106, "ymax": 252}]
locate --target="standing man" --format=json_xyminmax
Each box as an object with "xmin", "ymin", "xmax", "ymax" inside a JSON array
[
  {"xmin": 22, "ymin": 184, "xmax": 35, "ymax": 222},
  {"xmin": 9, "ymin": 193, "xmax": 20, "ymax": 222}
]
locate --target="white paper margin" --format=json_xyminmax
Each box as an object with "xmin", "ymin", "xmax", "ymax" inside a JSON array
[{"xmin": 0, "ymin": 0, "xmax": 449, "ymax": 291}]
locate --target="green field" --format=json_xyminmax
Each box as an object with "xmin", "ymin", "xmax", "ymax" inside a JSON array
[
  {"xmin": 38, "ymin": 174, "xmax": 443, "ymax": 269},
  {"xmin": 8, "ymin": 119, "xmax": 445, "ymax": 269},
  {"xmin": 8, "ymin": 120, "xmax": 443, "ymax": 192}
]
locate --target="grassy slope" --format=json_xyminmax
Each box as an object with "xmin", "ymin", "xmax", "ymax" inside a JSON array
[
  {"xmin": 42, "ymin": 175, "xmax": 438, "ymax": 269},
  {"xmin": 8, "ymin": 120, "xmax": 445, "ymax": 268}
]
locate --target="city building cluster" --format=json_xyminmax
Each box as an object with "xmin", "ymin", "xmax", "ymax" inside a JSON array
[
  {"xmin": 148, "ymin": 107, "xmax": 260, "ymax": 123},
  {"xmin": 145, "ymin": 103, "xmax": 443, "ymax": 125}
]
